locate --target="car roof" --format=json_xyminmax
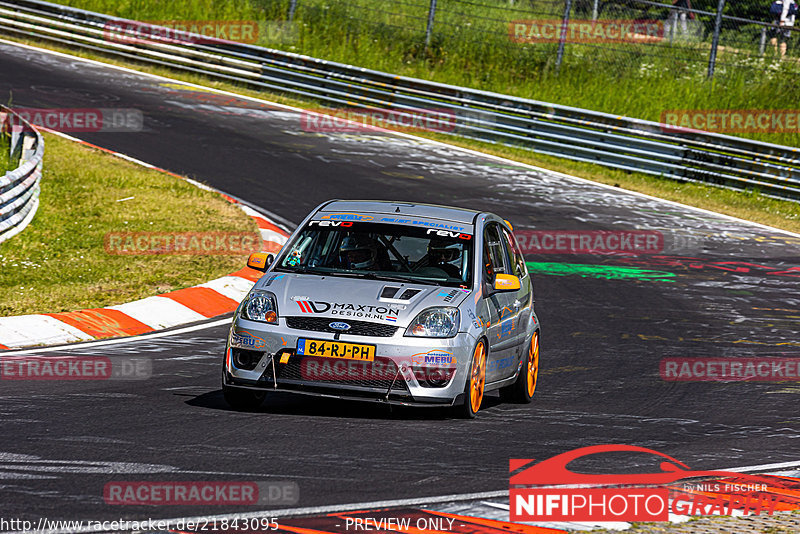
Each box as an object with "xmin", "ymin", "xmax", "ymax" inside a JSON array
[{"xmin": 317, "ymin": 200, "xmax": 481, "ymax": 225}]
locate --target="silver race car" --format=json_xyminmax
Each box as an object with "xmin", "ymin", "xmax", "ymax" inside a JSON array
[{"xmin": 222, "ymin": 200, "xmax": 540, "ymax": 417}]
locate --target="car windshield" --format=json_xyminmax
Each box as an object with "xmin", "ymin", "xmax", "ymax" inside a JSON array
[{"xmin": 274, "ymin": 221, "xmax": 473, "ymax": 287}]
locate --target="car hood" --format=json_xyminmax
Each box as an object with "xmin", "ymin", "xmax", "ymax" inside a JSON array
[{"xmin": 255, "ymin": 272, "xmax": 471, "ymax": 326}]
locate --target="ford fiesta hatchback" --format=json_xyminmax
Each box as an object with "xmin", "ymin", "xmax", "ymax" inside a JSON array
[{"xmin": 222, "ymin": 200, "xmax": 540, "ymax": 418}]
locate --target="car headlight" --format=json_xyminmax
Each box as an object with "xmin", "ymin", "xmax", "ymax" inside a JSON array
[
  {"xmin": 405, "ymin": 307, "xmax": 460, "ymax": 338},
  {"xmin": 242, "ymin": 291, "xmax": 278, "ymax": 324}
]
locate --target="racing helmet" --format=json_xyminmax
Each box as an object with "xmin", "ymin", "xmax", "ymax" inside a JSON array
[
  {"xmin": 428, "ymin": 238, "xmax": 461, "ymax": 267},
  {"xmin": 340, "ymin": 234, "xmax": 379, "ymax": 269}
]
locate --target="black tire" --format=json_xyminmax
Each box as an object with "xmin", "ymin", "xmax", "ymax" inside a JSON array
[
  {"xmin": 455, "ymin": 339, "xmax": 487, "ymax": 419},
  {"xmin": 222, "ymin": 383, "xmax": 267, "ymax": 411},
  {"xmin": 499, "ymin": 330, "xmax": 539, "ymax": 404}
]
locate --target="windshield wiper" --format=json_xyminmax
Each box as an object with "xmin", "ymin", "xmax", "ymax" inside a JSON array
[
  {"xmin": 343, "ymin": 272, "xmax": 434, "ymax": 284},
  {"xmin": 277, "ymin": 267, "xmax": 453, "ymax": 286},
  {"xmin": 276, "ymin": 266, "xmax": 331, "ymax": 276}
]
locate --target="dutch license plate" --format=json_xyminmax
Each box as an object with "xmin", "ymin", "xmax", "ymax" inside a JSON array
[{"xmin": 296, "ymin": 339, "xmax": 375, "ymax": 361}]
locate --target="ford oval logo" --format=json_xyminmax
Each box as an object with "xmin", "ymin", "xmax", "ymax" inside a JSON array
[{"xmin": 329, "ymin": 322, "xmax": 351, "ymax": 331}]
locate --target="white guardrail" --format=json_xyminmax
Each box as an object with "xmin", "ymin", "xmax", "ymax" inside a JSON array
[
  {"xmin": 0, "ymin": 0, "xmax": 799, "ymax": 201},
  {"xmin": 0, "ymin": 105, "xmax": 43, "ymax": 244}
]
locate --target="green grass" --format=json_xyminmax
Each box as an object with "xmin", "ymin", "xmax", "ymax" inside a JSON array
[
  {"xmin": 0, "ymin": 132, "xmax": 258, "ymax": 316},
  {"xmin": 0, "ymin": 134, "xmax": 10, "ymax": 173},
  {"xmin": 55, "ymin": 0, "xmax": 800, "ymax": 147},
  {"xmin": 3, "ymin": 32, "xmax": 798, "ymax": 234},
  {"xmin": 0, "ymin": 131, "xmax": 17, "ymax": 173}
]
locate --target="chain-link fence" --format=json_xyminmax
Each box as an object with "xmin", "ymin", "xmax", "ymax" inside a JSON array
[{"xmin": 276, "ymin": 0, "xmax": 799, "ymax": 79}]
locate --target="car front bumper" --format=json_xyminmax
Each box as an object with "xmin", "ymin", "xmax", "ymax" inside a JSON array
[{"xmin": 223, "ymin": 316, "xmax": 477, "ymax": 406}]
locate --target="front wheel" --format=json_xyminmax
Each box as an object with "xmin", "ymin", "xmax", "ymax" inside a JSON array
[
  {"xmin": 456, "ymin": 339, "xmax": 487, "ymax": 419},
  {"xmin": 222, "ymin": 383, "xmax": 267, "ymax": 411},
  {"xmin": 500, "ymin": 330, "xmax": 539, "ymax": 404},
  {"xmin": 222, "ymin": 366, "xmax": 267, "ymax": 411}
]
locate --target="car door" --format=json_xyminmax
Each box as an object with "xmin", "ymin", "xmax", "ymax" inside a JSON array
[
  {"xmin": 500, "ymin": 225, "xmax": 532, "ymax": 368},
  {"xmin": 482, "ymin": 222, "xmax": 519, "ymax": 382}
]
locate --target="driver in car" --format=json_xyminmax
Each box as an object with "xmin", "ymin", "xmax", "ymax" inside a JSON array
[
  {"xmin": 339, "ymin": 234, "xmax": 392, "ymax": 271},
  {"xmin": 420, "ymin": 238, "xmax": 461, "ymax": 278}
]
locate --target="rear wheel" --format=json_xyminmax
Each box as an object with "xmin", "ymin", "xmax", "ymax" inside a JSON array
[
  {"xmin": 500, "ymin": 330, "xmax": 539, "ymax": 404},
  {"xmin": 456, "ymin": 339, "xmax": 487, "ymax": 419}
]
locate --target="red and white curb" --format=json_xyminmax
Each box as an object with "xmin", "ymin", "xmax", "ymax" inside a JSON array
[{"xmin": 0, "ymin": 131, "xmax": 289, "ymax": 351}]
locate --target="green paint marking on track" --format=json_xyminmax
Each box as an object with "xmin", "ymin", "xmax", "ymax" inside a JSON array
[{"xmin": 525, "ymin": 262, "xmax": 676, "ymax": 282}]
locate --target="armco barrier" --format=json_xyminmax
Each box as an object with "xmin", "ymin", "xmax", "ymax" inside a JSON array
[
  {"xmin": 0, "ymin": 105, "xmax": 43, "ymax": 244},
  {"xmin": 0, "ymin": 0, "xmax": 798, "ymax": 200}
]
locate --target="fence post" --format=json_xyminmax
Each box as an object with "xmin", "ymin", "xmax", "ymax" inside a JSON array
[
  {"xmin": 592, "ymin": 0, "xmax": 598, "ymax": 21},
  {"xmin": 759, "ymin": 26, "xmax": 767, "ymax": 55},
  {"xmin": 706, "ymin": 0, "xmax": 726, "ymax": 79},
  {"xmin": 425, "ymin": 0, "xmax": 438, "ymax": 48},
  {"xmin": 667, "ymin": 13, "xmax": 675, "ymax": 45},
  {"xmin": 0, "ymin": 113, "xmax": 8, "ymax": 160},
  {"xmin": 555, "ymin": 0, "xmax": 573, "ymax": 73},
  {"xmin": 288, "ymin": 0, "xmax": 298, "ymax": 23}
]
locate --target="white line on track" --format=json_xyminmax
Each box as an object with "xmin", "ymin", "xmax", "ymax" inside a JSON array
[
  {"xmin": 1, "ymin": 35, "xmax": 798, "ymax": 534},
  {"xmin": 1, "ymin": 37, "xmax": 797, "ymax": 354},
  {"xmin": 3, "ymin": 491, "xmax": 509, "ymax": 534},
  {"xmin": 8, "ymin": 455, "xmax": 800, "ymax": 534},
  {"xmin": 724, "ymin": 458, "xmax": 800, "ymax": 472},
  {"xmin": 1, "ymin": 318, "xmax": 230, "ymax": 356},
  {"xmin": 1, "ymin": 36, "xmax": 798, "ymax": 241}
]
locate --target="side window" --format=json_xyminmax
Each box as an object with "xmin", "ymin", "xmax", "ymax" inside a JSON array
[
  {"xmin": 501, "ymin": 227, "xmax": 526, "ymax": 278},
  {"xmin": 483, "ymin": 223, "xmax": 508, "ymax": 280}
]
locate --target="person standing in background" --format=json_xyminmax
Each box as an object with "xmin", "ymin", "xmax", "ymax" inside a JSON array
[
  {"xmin": 769, "ymin": 0, "xmax": 798, "ymax": 58},
  {"xmin": 669, "ymin": 0, "xmax": 695, "ymax": 36}
]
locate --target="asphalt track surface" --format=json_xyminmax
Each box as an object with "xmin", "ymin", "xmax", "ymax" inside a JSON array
[{"xmin": 0, "ymin": 41, "xmax": 799, "ymax": 524}]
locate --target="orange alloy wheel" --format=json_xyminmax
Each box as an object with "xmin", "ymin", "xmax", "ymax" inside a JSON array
[
  {"xmin": 526, "ymin": 331, "xmax": 540, "ymax": 397},
  {"xmin": 470, "ymin": 341, "xmax": 487, "ymax": 413}
]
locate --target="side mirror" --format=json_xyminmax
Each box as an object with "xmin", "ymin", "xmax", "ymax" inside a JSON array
[
  {"xmin": 494, "ymin": 274, "xmax": 521, "ymax": 292},
  {"xmin": 247, "ymin": 252, "xmax": 274, "ymax": 272}
]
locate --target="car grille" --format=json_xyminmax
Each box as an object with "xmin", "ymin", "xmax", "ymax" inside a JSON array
[
  {"xmin": 285, "ymin": 317, "xmax": 399, "ymax": 337},
  {"xmin": 276, "ymin": 355, "xmax": 408, "ymax": 391}
]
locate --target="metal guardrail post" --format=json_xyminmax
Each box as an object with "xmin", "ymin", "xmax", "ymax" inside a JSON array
[
  {"xmin": 667, "ymin": 13, "xmax": 675, "ymax": 45},
  {"xmin": 1, "ymin": 0, "xmax": 798, "ymax": 201},
  {"xmin": 9, "ymin": 122, "xmax": 21, "ymax": 158},
  {"xmin": 556, "ymin": 0, "xmax": 573, "ymax": 73},
  {"xmin": 3, "ymin": 117, "xmax": 10, "ymax": 160},
  {"xmin": 425, "ymin": 0, "xmax": 438, "ymax": 48},
  {"xmin": 707, "ymin": 0, "xmax": 726, "ymax": 79},
  {"xmin": 0, "ymin": 105, "xmax": 44, "ymax": 244},
  {"xmin": 20, "ymin": 132, "xmax": 36, "ymax": 164}
]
